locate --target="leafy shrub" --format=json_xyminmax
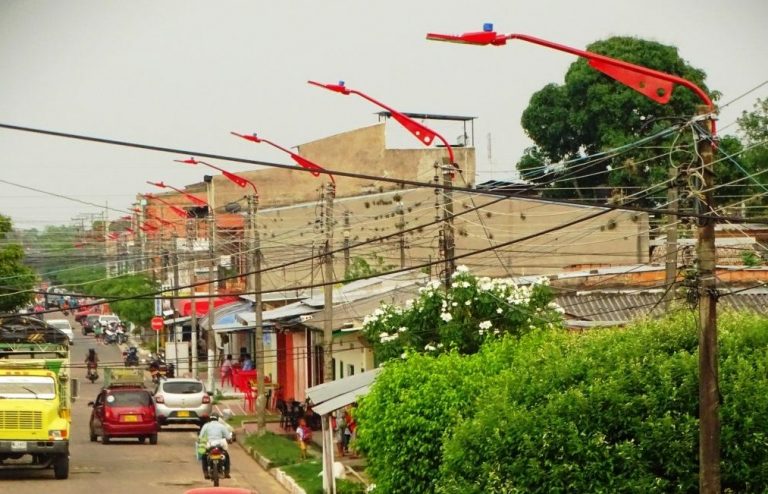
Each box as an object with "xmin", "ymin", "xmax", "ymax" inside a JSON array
[{"xmin": 437, "ymin": 312, "xmax": 768, "ymax": 493}]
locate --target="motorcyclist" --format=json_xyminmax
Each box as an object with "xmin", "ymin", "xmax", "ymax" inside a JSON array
[
  {"xmin": 85, "ymin": 348, "xmax": 99, "ymax": 379},
  {"xmin": 197, "ymin": 413, "xmax": 233, "ymax": 479}
]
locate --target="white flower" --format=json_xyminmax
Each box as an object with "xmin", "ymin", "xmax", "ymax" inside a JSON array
[
  {"xmin": 455, "ymin": 265, "xmax": 470, "ymax": 273},
  {"xmin": 424, "ymin": 344, "xmax": 437, "ymax": 351},
  {"xmin": 479, "ymin": 320, "xmax": 493, "ymax": 330},
  {"xmin": 405, "ymin": 299, "xmax": 414, "ymax": 309},
  {"xmin": 465, "ymin": 300, "xmax": 471, "ymax": 306},
  {"xmin": 496, "ymin": 308, "xmax": 503, "ymax": 314},
  {"xmin": 366, "ymin": 484, "xmax": 377, "ymax": 493},
  {"xmin": 478, "ymin": 329, "xmax": 484, "ymax": 336},
  {"xmin": 437, "ymin": 343, "xmax": 444, "ymax": 348},
  {"xmin": 398, "ymin": 326, "xmax": 407, "ymax": 333},
  {"xmin": 461, "ymin": 281, "xmax": 471, "ymax": 288},
  {"xmin": 400, "ymin": 352, "xmax": 408, "ymax": 359},
  {"xmin": 440, "ymin": 312, "xmax": 453, "ymax": 322},
  {"xmin": 493, "ymin": 329, "xmax": 500, "ymax": 335},
  {"xmin": 451, "ymin": 302, "xmax": 458, "ymax": 307}
]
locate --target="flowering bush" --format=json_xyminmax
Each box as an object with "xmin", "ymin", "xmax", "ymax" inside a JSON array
[{"xmin": 361, "ymin": 266, "xmax": 564, "ymax": 363}]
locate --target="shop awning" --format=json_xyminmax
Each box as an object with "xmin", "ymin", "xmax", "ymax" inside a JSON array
[
  {"xmin": 176, "ymin": 296, "xmax": 239, "ymax": 317},
  {"xmin": 306, "ymin": 368, "xmax": 381, "ymax": 416}
]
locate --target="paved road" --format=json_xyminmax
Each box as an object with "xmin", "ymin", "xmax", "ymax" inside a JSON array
[{"xmin": 1, "ymin": 313, "xmax": 287, "ymax": 494}]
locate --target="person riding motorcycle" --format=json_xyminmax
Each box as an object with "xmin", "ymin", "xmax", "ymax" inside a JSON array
[
  {"xmin": 85, "ymin": 348, "xmax": 99, "ymax": 381},
  {"xmin": 197, "ymin": 413, "xmax": 234, "ymax": 479}
]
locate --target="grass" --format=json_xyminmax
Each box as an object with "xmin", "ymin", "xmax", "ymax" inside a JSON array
[
  {"xmin": 244, "ymin": 431, "xmax": 303, "ymax": 467},
  {"xmin": 281, "ymin": 461, "xmax": 366, "ymax": 494}
]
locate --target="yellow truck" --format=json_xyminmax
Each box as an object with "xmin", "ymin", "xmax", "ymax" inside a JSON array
[{"xmin": 0, "ymin": 316, "xmax": 76, "ymax": 479}]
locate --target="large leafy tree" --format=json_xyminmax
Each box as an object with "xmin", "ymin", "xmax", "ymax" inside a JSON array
[
  {"xmin": 733, "ymin": 98, "xmax": 768, "ymax": 216},
  {"xmin": 518, "ymin": 36, "xmax": 719, "ymax": 203},
  {"xmin": 0, "ymin": 215, "xmax": 36, "ymax": 312}
]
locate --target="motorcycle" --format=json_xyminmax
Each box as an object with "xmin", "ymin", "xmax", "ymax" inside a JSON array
[
  {"xmin": 104, "ymin": 323, "xmax": 119, "ymax": 345},
  {"xmin": 148, "ymin": 355, "xmax": 168, "ymax": 384},
  {"xmin": 204, "ymin": 445, "xmax": 229, "ymax": 486},
  {"xmin": 123, "ymin": 347, "xmax": 140, "ymax": 367},
  {"xmin": 115, "ymin": 324, "xmax": 127, "ymax": 345},
  {"xmin": 86, "ymin": 364, "xmax": 99, "ymax": 383}
]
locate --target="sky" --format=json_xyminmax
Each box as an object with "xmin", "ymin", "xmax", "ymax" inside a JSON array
[{"xmin": 0, "ymin": 0, "xmax": 766, "ymax": 229}]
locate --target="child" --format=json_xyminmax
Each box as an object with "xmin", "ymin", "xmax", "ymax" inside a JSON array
[{"xmin": 296, "ymin": 418, "xmax": 312, "ymax": 460}]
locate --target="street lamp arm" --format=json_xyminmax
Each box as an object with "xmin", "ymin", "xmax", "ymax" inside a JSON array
[
  {"xmin": 175, "ymin": 156, "xmax": 258, "ymax": 195},
  {"xmin": 426, "ymin": 26, "xmax": 715, "ymax": 134},
  {"xmin": 308, "ymin": 80, "xmax": 456, "ymax": 164},
  {"xmin": 231, "ymin": 131, "xmax": 334, "ymax": 184}
]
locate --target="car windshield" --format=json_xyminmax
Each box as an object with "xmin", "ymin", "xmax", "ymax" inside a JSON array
[
  {"xmin": 101, "ymin": 317, "xmax": 119, "ymax": 323},
  {"xmin": 107, "ymin": 390, "xmax": 151, "ymax": 407},
  {"xmin": 87, "ymin": 315, "xmax": 99, "ymax": 321},
  {"xmin": 0, "ymin": 376, "xmax": 56, "ymax": 400},
  {"xmin": 49, "ymin": 321, "xmax": 71, "ymax": 330},
  {"xmin": 162, "ymin": 381, "xmax": 203, "ymax": 394}
]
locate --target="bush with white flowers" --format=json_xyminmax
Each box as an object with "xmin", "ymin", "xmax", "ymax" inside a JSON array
[{"xmin": 362, "ymin": 266, "xmax": 564, "ymax": 363}]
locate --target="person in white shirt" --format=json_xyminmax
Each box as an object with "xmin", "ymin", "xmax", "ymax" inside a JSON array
[{"xmin": 198, "ymin": 413, "xmax": 233, "ymax": 478}]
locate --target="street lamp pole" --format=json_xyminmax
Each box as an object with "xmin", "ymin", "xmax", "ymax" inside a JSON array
[
  {"xmin": 427, "ymin": 24, "xmax": 719, "ymax": 492},
  {"xmin": 307, "ymin": 81, "xmax": 459, "ymax": 285}
]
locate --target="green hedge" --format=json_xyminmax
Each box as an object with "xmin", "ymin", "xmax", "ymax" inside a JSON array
[{"xmin": 358, "ymin": 311, "xmax": 768, "ymax": 493}]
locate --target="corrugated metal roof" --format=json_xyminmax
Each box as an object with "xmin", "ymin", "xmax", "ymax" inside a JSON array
[{"xmin": 557, "ymin": 291, "xmax": 768, "ymax": 322}]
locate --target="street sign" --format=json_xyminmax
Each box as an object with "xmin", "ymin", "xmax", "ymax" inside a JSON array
[{"xmin": 151, "ymin": 316, "xmax": 164, "ymax": 332}]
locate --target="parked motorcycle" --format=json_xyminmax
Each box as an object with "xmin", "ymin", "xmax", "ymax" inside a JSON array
[
  {"xmin": 123, "ymin": 346, "xmax": 140, "ymax": 367},
  {"xmin": 204, "ymin": 445, "xmax": 229, "ymax": 486},
  {"xmin": 115, "ymin": 324, "xmax": 127, "ymax": 345},
  {"xmin": 104, "ymin": 323, "xmax": 118, "ymax": 345}
]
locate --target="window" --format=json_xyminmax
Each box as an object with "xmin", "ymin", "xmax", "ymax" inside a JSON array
[
  {"xmin": 162, "ymin": 381, "xmax": 203, "ymax": 394},
  {"xmin": 339, "ymin": 361, "xmax": 344, "ymax": 379},
  {"xmin": 107, "ymin": 390, "xmax": 152, "ymax": 407},
  {"xmin": 0, "ymin": 376, "xmax": 56, "ymax": 400},
  {"xmin": 346, "ymin": 364, "xmax": 355, "ymax": 377}
]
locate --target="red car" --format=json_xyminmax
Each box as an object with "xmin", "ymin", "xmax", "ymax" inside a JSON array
[{"xmin": 89, "ymin": 387, "xmax": 159, "ymax": 444}]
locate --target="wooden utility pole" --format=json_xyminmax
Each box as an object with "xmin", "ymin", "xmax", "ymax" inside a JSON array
[
  {"xmin": 322, "ymin": 183, "xmax": 335, "ymax": 383},
  {"xmin": 696, "ymin": 108, "xmax": 719, "ymax": 493},
  {"xmin": 664, "ymin": 167, "xmax": 680, "ymax": 311},
  {"xmin": 248, "ymin": 194, "xmax": 266, "ymax": 432}
]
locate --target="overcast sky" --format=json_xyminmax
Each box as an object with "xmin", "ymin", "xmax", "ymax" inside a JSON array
[{"xmin": 1, "ymin": 0, "xmax": 765, "ymax": 229}]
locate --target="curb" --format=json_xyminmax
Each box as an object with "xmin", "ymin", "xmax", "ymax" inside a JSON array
[{"xmin": 238, "ymin": 436, "xmax": 307, "ymax": 494}]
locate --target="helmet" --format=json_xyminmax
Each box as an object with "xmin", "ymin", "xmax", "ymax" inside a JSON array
[{"xmin": 210, "ymin": 413, "xmax": 220, "ymax": 421}]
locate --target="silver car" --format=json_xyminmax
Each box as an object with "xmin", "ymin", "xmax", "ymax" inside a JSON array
[
  {"xmin": 153, "ymin": 378, "xmax": 212, "ymax": 427},
  {"xmin": 47, "ymin": 318, "xmax": 74, "ymax": 344}
]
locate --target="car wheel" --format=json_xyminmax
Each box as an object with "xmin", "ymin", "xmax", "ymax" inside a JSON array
[
  {"xmin": 101, "ymin": 434, "xmax": 110, "ymax": 445},
  {"xmin": 149, "ymin": 434, "xmax": 158, "ymax": 445},
  {"xmin": 89, "ymin": 429, "xmax": 97, "ymax": 442},
  {"xmin": 138, "ymin": 436, "xmax": 146, "ymax": 444}
]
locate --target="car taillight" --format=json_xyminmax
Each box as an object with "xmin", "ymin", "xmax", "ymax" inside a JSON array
[
  {"xmin": 154, "ymin": 395, "xmax": 164, "ymax": 404},
  {"xmin": 202, "ymin": 395, "xmax": 211, "ymax": 404}
]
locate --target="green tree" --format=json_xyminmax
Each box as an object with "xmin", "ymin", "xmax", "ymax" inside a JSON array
[
  {"xmin": 734, "ymin": 97, "xmax": 768, "ymax": 216},
  {"xmin": 517, "ymin": 36, "xmax": 718, "ymax": 202},
  {"xmin": 0, "ymin": 214, "xmax": 36, "ymax": 312}
]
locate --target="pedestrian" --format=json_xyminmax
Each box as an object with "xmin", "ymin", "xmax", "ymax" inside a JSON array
[
  {"xmin": 333, "ymin": 408, "xmax": 346, "ymax": 457},
  {"xmin": 296, "ymin": 418, "xmax": 312, "ymax": 460},
  {"xmin": 93, "ymin": 321, "xmax": 103, "ymax": 344},
  {"xmin": 241, "ymin": 353, "xmax": 254, "ymax": 371},
  {"xmin": 220, "ymin": 354, "xmax": 234, "ymax": 388}
]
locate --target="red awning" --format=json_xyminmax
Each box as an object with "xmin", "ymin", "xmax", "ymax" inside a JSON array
[{"xmin": 177, "ymin": 296, "xmax": 239, "ymax": 317}]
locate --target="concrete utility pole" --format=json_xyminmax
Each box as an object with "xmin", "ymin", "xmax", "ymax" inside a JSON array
[
  {"xmin": 441, "ymin": 159, "xmax": 456, "ymax": 287},
  {"xmin": 664, "ymin": 167, "xmax": 680, "ymax": 311},
  {"xmin": 171, "ymin": 233, "xmax": 181, "ymax": 374},
  {"xmin": 205, "ymin": 176, "xmax": 216, "ymax": 393},
  {"xmin": 188, "ymin": 216, "xmax": 198, "ymax": 379},
  {"xmin": 396, "ymin": 201, "xmax": 406, "ymax": 268},
  {"xmin": 343, "ymin": 211, "xmax": 350, "ymax": 277},
  {"xmin": 248, "ymin": 194, "xmax": 266, "ymax": 433},
  {"xmin": 322, "ymin": 183, "xmax": 335, "ymax": 383},
  {"xmin": 695, "ymin": 108, "xmax": 719, "ymax": 493}
]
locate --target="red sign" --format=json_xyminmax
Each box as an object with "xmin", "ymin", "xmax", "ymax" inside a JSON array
[{"xmin": 150, "ymin": 316, "xmax": 164, "ymax": 332}]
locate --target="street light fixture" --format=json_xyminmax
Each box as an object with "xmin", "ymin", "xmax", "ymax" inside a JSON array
[
  {"xmin": 427, "ymin": 23, "xmax": 720, "ymax": 493},
  {"xmin": 307, "ymin": 80, "xmax": 456, "ymax": 165},
  {"xmin": 174, "ymin": 157, "xmax": 259, "ymax": 196},
  {"xmin": 147, "ymin": 180, "xmax": 209, "ymax": 207},
  {"xmin": 425, "ymin": 24, "xmax": 715, "ymax": 122},
  {"xmin": 230, "ymin": 132, "xmax": 334, "ymax": 183}
]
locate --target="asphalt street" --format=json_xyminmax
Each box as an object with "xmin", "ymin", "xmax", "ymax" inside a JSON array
[{"xmin": 1, "ymin": 312, "xmax": 287, "ymax": 494}]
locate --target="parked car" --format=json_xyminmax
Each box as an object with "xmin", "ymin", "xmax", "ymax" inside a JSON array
[
  {"xmin": 154, "ymin": 378, "xmax": 213, "ymax": 427},
  {"xmin": 82, "ymin": 314, "xmax": 101, "ymax": 335},
  {"xmin": 46, "ymin": 319, "xmax": 74, "ymax": 344},
  {"xmin": 88, "ymin": 386, "xmax": 158, "ymax": 444}
]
